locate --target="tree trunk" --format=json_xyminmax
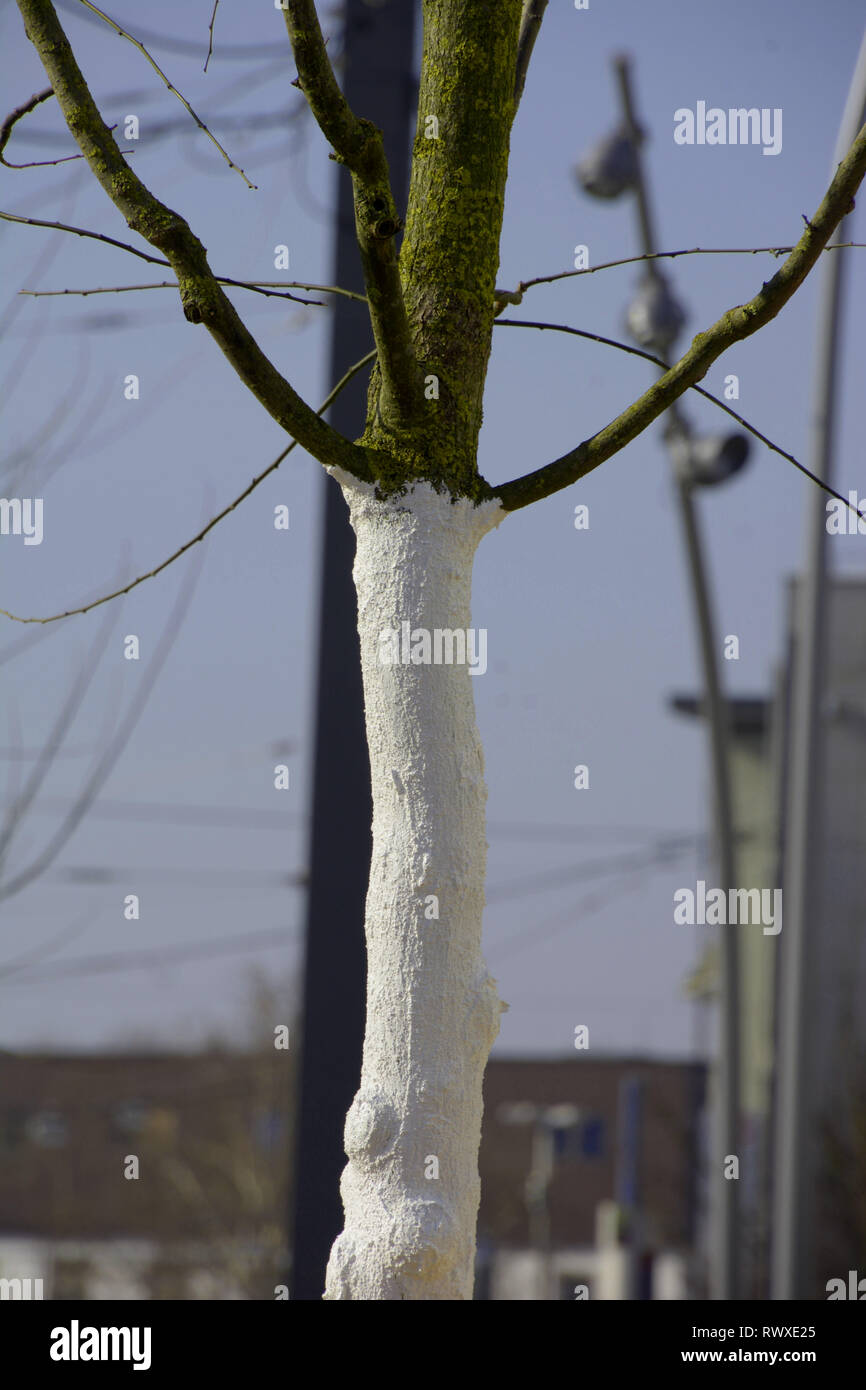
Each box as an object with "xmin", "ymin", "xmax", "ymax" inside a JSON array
[{"xmin": 324, "ymin": 473, "xmax": 507, "ymax": 1300}]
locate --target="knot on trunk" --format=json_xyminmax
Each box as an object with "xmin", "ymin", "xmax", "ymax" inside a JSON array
[{"xmin": 344, "ymin": 1089, "xmax": 398, "ymax": 1163}]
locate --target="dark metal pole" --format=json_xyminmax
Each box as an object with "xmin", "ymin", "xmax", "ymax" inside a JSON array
[
  {"xmin": 613, "ymin": 56, "xmax": 740, "ymax": 1300},
  {"xmin": 290, "ymin": 0, "xmax": 417, "ymax": 1300}
]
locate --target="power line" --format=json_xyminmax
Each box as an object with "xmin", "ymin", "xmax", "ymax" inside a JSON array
[
  {"xmin": 45, "ymin": 865, "xmax": 307, "ymax": 887},
  {"xmin": 0, "ymin": 925, "xmax": 298, "ymax": 985},
  {"xmin": 488, "ymin": 843, "xmax": 695, "ymax": 963},
  {"xmin": 0, "ymin": 795, "xmax": 303, "ymax": 830},
  {"xmin": 486, "ymin": 839, "xmax": 695, "ymax": 905},
  {"xmin": 487, "ymin": 819, "xmax": 703, "ymax": 844}
]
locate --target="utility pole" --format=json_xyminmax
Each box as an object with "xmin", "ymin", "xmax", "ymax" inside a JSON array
[
  {"xmin": 771, "ymin": 27, "xmax": 866, "ymax": 1301},
  {"xmin": 290, "ymin": 0, "xmax": 417, "ymax": 1300},
  {"xmin": 611, "ymin": 58, "xmax": 740, "ymax": 1299}
]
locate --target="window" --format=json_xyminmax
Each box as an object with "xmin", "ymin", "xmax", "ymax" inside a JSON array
[
  {"xmin": 110, "ymin": 1100, "xmax": 150, "ymax": 1138},
  {"xmin": 581, "ymin": 1116, "xmax": 604, "ymax": 1158},
  {"xmin": 253, "ymin": 1109, "xmax": 284, "ymax": 1151},
  {"xmin": 26, "ymin": 1109, "xmax": 67, "ymax": 1148},
  {"xmin": 553, "ymin": 1114, "xmax": 604, "ymax": 1159}
]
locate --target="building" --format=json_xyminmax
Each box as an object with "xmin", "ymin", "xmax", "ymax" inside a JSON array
[
  {"xmin": 477, "ymin": 1056, "xmax": 706, "ymax": 1299},
  {"xmin": 671, "ymin": 574, "xmax": 866, "ymax": 1298},
  {"xmin": 0, "ymin": 1050, "xmax": 292, "ymax": 1300},
  {"xmin": 0, "ymin": 1049, "xmax": 704, "ymax": 1300}
]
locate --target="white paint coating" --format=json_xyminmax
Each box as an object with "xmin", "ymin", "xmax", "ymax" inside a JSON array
[{"xmin": 324, "ymin": 473, "xmax": 507, "ymax": 1300}]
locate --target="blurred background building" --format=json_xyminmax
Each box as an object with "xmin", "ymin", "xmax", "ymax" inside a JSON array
[
  {"xmin": 0, "ymin": 1048, "xmax": 293, "ymax": 1300},
  {"xmin": 673, "ymin": 573, "xmax": 866, "ymax": 1299}
]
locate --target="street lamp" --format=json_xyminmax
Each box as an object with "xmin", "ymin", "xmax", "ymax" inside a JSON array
[
  {"xmin": 574, "ymin": 126, "xmax": 639, "ymax": 199},
  {"xmin": 625, "ymin": 273, "xmax": 687, "ymax": 355},
  {"xmin": 667, "ymin": 426, "xmax": 751, "ymax": 489},
  {"xmin": 575, "ymin": 55, "xmax": 749, "ymax": 1301}
]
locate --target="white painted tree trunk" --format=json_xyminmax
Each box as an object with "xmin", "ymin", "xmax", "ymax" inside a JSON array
[{"xmin": 324, "ymin": 473, "xmax": 508, "ymax": 1300}]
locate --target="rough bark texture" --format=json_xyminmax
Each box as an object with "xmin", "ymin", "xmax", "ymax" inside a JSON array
[
  {"xmin": 361, "ymin": 0, "xmax": 524, "ymax": 499},
  {"xmin": 324, "ymin": 474, "xmax": 507, "ymax": 1299}
]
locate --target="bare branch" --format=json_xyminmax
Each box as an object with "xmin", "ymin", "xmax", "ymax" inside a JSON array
[
  {"xmin": 0, "ymin": 908, "xmax": 93, "ymax": 980},
  {"xmin": 2, "ymin": 347, "xmax": 90, "ymax": 488},
  {"xmin": 493, "ymin": 121, "xmax": 866, "ymax": 510},
  {"xmin": 20, "ymin": 280, "xmax": 366, "ymax": 306},
  {"xmin": 0, "ymin": 85, "xmax": 83, "ymax": 168},
  {"xmin": 493, "ymin": 318, "xmax": 863, "ymax": 519},
  {"xmin": 13, "ymin": 0, "xmax": 385, "ymax": 481},
  {"xmin": 0, "ymin": 207, "xmax": 170, "ymax": 264},
  {"xmin": 3, "ymin": 212, "xmax": 367, "ymax": 304},
  {"xmin": 0, "ymin": 547, "xmax": 203, "ymax": 903},
  {"xmin": 509, "ymin": 242, "xmax": 866, "ymax": 298},
  {"xmin": 282, "ymin": 0, "xmax": 420, "ymax": 424},
  {"xmin": 204, "ymin": 0, "xmax": 219, "ymax": 73},
  {"xmin": 0, "ymin": 348, "xmax": 377, "ymax": 626},
  {"xmin": 238, "ymin": 281, "xmax": 366, "ymax": 303},
  {"xmin": 513, "ymin": 0, "xmax": 548, "ymax": 112},
  {"xmin": 55, "ymin": 0, "xmax": 281, "ymax": 61},
  {"xmin": 0, "ymin": 599, "xmax": 117, "ymax": 870},
  {"xmin": 21, "ymin": 280, "xmax": 323, "ymax": 306},
  {"xmin": 75, "ymin": 0, "xmax": 255, "ymax": 187}
]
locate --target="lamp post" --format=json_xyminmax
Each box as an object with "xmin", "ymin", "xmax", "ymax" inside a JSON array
[
  {"xmin": 771, "ymin": 26, "xmax": 866, "ymax": 1301},
  {"xmin": 575, "ymin": 55, "xmax": 749, "ymax": 1300}
]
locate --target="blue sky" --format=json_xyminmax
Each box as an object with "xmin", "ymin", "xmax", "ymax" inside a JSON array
[{"xmin": 1, "ymin": 0, "xmax": 864, "ymax": 1057}]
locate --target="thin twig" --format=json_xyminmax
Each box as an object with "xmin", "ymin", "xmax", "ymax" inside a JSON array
[
  {"xmin": 283, "ymin": 0, "xmax": 420, "ymax": 423},
  {"xmin": 21, "ymin": 281, "xmax": 323, "ymax": 307},
  {"xmin": 1, "ymin": 207, "xmax": 169, "ymax": 263},
  {"xmin": 3, "ymin": 209, "xmax": 367, "ymax": 305},
  {"xmin": 0, "ymin": 348, "xmax": 377, "ymax": 626},
  {"xmin": 511, "ymin": 243, "xmax": 866, "ymax": 298},
  {"xmin": 0, "ymin": 599, "xmax": 118, "ymax": 868},
  {"xmin": 0, "ymin": 908, "xmax": 94, "ymax": 980},
  {"xmin": 20, "ymin": 280, "xmax": 367, "ymax": 305},
  {"xmin": 0, "ymin": 85, "xmax": 132, "ymax": 168},
  {"xmin": 0, "ymin": 548, "xmax": 204, "ymax": 902},
  {"xmin": 2, "ymin": 0, "xmax": 380, "ymax": 481},
  {"xmin": 204, "ymin": 0, "xmax": 219, "ymax": 73},
  {"xmin": 495, "ymin": 317, "xmax": 862, "ymax": 519},
  {"xmin": 75, "ymin": 0, "xmax": 256, "ymax": 187},
  {"xmin": 0, "ymin": 86, "xmax": 81, "ymax": 168}
]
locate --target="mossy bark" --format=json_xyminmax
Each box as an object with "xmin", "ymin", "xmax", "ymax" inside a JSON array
[{"xmin": 360, "ymin": 0, "xmax": 524, "ymax": 501}]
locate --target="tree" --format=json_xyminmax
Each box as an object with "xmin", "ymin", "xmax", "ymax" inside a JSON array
[{"xmin": 6, "ymin": 0, "xmax": 866, "ymax": 1299}]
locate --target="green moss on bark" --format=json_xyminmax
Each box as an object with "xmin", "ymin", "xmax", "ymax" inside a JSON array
[{"xmin": 360, "ymin": 0, "xmax": 523, "ymax": 502}]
